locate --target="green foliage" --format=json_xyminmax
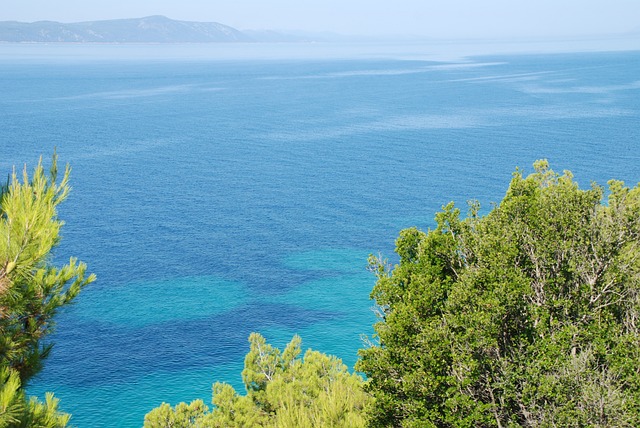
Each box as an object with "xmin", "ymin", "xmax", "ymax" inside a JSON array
[
  {"xmin": 144, "ymin": 333, "xmax": 372, "ymax": 427},
  {"xmin": 142, "ymin": 400, "xmax": 211, "ymax": 428},
  {"xmin": 0, "ymin": 154, "xmax": 94, "ymax": 427},
  {"xmin": 0, "ymin": 367, "xmax": 71, "ymax": 428},
  {"xmin": 357, "ymin": 161, "xmax": 640, "ymax": 427}
]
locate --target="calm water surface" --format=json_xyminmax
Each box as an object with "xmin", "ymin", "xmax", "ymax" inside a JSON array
[{"xmin": 1, "ymin": 43, "xmax": 639, "ymax": 427}]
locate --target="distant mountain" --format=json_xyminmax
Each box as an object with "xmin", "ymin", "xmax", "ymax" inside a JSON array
[{"xmin": 0, "ymin": 16, "xmax": 254, "ymax": 43}]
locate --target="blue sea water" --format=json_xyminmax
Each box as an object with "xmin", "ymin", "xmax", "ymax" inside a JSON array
[{"xmin": 1, "ymin": 43, "xmax": 639, "ymax": 427}]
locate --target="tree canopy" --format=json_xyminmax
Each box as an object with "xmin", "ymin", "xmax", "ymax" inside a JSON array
[
  {"xmin": 144, "ymin": 333, "xmax": 371, "ymax": 427},
  {"xmin": 0, "ymin": 155, "xmax": 94, "ymax": 427},
  {"xmin": 357, "ymin": 160, "xmax": 640, "ymax": 427}
]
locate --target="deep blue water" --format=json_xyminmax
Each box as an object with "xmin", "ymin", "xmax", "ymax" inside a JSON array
[{"xmin": 1, "ymin": 44, "xmax": 639, "ymax": 427}]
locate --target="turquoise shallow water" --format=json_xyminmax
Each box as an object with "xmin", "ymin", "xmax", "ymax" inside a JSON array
[{"xmin": 1, "ymin": 45, "xmax": 639, "ymax": 426}]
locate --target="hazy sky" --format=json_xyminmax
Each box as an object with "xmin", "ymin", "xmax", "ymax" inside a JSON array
[{"xmin": 3, "ymin": 0, "xmax": 639, "ymax": 39}]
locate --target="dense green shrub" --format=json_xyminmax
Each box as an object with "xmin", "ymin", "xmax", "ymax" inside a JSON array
[{"xmin": 358, "ymin": 161, "xmax": 640, "ymax": 427}]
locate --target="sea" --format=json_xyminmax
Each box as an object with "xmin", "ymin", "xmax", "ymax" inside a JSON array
[{"xmin": 1, "ymin": 40, "xmax": 639, "ymax": 427}]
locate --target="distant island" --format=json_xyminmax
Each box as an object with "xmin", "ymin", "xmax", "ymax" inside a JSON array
[
  {"xmin": 4, "ymin": 15, "xmax": 636, "ymax": 47},
  {"xmin": 0, "ymin": 15, "xmax": 316, "ymax": 43}
]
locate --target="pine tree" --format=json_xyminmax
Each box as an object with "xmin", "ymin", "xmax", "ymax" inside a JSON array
[
  {"xmin": 144, "ymin": 333, "xmax": 371, "ymax": 427},
  {"xmin": 0, "ymin": 154, "xmax": 94, "ymax": 426}
]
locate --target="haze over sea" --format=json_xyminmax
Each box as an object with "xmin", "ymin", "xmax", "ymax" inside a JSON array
[{"xmin": 1, "ymin": 41, "xmax": 639, "ymax": 426}]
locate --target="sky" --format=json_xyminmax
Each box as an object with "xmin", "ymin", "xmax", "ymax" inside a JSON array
[{"xmin": 2, "ymin": 0, "xmax": 639, "ymax": 39}]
